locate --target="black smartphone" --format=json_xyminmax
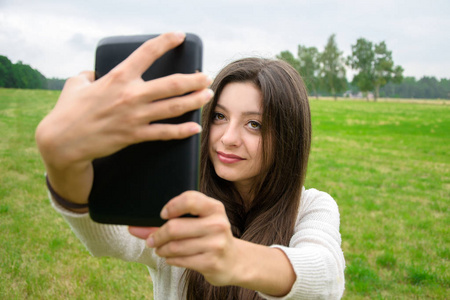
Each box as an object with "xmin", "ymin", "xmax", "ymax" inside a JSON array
[{"xmin": 88, "ymin": 34, "xmax": 202, "ymax": 226}]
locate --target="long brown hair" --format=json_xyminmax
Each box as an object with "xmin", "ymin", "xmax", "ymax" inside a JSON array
[{"xmin": 184, "ymin": 58, "xmax": 312, "ymax": 299}]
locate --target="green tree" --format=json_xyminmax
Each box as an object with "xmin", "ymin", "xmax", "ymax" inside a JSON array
[
  {"xmin": 47, "ymin": 78, "xmax": 66, "ymax": 90},
  {"xmin": 0, "ymin": 55, "xmax": 16, "ymax": 87},
  {"xmin": 12, "ymin": 61, "xmax": 47, "ymax": 89},
  {"xmin": 277, "ymin": 47, "xmax": 320, "ymax": 98},
  {"xmin": 373, "ymin": 42, "xmax": 403, "ymax": 99},
  {"xmin": 380, "ymin": 76, "xmax": 450, "ymax": 99},
  {"xmin": 277, "ymin": 50, "xmax": 300, "ymax": 73},
  {"xmin": 0, "ymin": 55, "xmax": 61, "ymax": 89},
  {"xmin": 346, "ymin": 38, "xmax": 374, "ymax": 99},
  {"xmin": 297, "ymin": 45, "xmax": 320, "ymax": 98},
  {"xmin": 348, "ymin": 38, "xmax": 403, "ymax": 100},
  {"xmin": 319, "ymin": 34, "xmax": 347, "ymax": 100}
]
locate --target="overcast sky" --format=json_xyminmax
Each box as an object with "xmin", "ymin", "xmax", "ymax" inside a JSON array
[{"xmin": 1, "ymin": 0, "xmax": 449, "ymax": 80}]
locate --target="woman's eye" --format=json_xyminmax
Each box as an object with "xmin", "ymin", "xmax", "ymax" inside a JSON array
[
  {"xmin": 247, "ymin": 121, "xmax": 261, "ymax": 130},
  {"xmin": 213, "ymin": 112, "xmax": 225, "ymax": 121}
]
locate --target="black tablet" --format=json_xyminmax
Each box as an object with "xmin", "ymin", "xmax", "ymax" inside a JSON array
[{"xmin": 88, "ymin": 34, "xmax": 202, "ymax": 226}]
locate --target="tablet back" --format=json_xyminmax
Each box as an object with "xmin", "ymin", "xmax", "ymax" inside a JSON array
[{"xmin": 88, "ymin": 34, "xmax": 202, "ymax": 226}]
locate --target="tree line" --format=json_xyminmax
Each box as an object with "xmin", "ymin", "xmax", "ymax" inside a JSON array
[
  {"xmin": 277, "ymin": 35, "xmax": 449, "ymax": 100},
  {"xmin": 0, "ymin": 55, "xmax": 65, "ymax": 90},
  {"xmin": 2, "ymin": 48, "xmax": 449, "ymax": 99},
  {"xmin": 379, "ymin": 76, "xmax": 450, "ymax": 99}
]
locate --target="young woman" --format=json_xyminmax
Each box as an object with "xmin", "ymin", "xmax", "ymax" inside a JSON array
[{"xmin": 36, "ymin": 32, "xmax": 345, "ymax": 299}]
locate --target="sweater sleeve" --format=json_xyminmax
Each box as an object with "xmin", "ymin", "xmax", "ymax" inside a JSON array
[
  {"xmin": 49, "ymin": 192, "xmax": 159, "ymax": 269},
  {"xmin": 259, "ymin": 188, "xmax": 345, "ymax": 300}
]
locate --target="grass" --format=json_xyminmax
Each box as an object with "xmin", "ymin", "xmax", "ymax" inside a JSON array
[
  {"xmin": 306, "ymin": 99, "xmax": 449, "ymax": 298},
  {"xmin": 0, "ymin": 88, "xmax": 449, "ymax": 299},
  {"xmin": 0, "ymin": 89, "xmax": 152, "ymax": 299}
]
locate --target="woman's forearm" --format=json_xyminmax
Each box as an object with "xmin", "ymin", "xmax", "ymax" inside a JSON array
[{"xmin": 232, "ymin": 239, "xmax": 296, "ymax": 297}]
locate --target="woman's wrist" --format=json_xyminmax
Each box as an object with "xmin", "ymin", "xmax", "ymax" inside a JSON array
[
  {"xmin": 44, "ymin": 160, "xmax": 93, "ymax": 213},
  {"xmin": 46, "ymin": 175, "xmax": 89, "ymax": 212},
  {"xmin": 230, "ymin": 240, "xmax": 295, "ymax": 297},
  {"xmin": 228, "ymin": 239, "xmax": 255, "ymax": 287}
]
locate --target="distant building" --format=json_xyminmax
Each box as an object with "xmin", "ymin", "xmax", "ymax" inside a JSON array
[{"xmin": 343, "ymin": 90, "xmax": 374, "ymax": 99}]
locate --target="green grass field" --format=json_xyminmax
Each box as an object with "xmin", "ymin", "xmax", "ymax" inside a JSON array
[{"xmin": 1, "ymin": 88, "xmax": 449, "ymax": 299}]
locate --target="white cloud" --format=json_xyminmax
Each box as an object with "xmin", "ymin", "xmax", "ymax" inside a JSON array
[{"xmin": 0, "ymin": 0, "xmax": 449, "ymax": 79}]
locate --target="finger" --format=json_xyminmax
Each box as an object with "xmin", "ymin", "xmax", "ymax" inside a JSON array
[
  {"xmin": 128, "ymin": 226, "xmax": 159, "ymax": 239},
  {"xmin": 161, "ymin": 191, "xmax": 225, "ymax": 219},
  {"xmin": 141, "ymin": 88, "xmax": 213, "ymax": 123},
  {"xmin": 142, "ymin": 73, "xmax": 213, "ymax": 102},
  {"xmin": 149, "ymin": 217, "xmax": 212, "ymax": 248},
  {"xmin": 133, "ymin": 122, "xmax": 202, "ymax": 143},
  {"xmin": 116, "ymin": 32, "xmax": 186, "ymax": 77},
  {"xmin": 150, "ymin": 214, "xmax": 231, "ymax": 251},
  {"xmin": 164, "ymin": 252, "xmax": 220, "ymax": 275},
  {"xmin": 165, "ymin": 252, "xmax": 234, "ymax": 286},
  {"xmin": 156, "ymin": 235, "xmax": 212, "ymax": 258}
]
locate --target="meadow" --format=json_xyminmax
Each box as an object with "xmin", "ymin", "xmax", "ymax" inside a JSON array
[{"xmin": 0, "ymin": 88, "xmax": 448, "ymax": 299}]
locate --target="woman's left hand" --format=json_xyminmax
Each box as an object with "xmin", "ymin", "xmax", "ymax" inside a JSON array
[{"xmin": 129, "ymin": 191, "xmax": 242, "ymax": 287}]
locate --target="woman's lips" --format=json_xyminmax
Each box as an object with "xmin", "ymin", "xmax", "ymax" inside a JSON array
[{"xmin": 217, "ymin": 151, "xmax": 245, "ymax": 164}]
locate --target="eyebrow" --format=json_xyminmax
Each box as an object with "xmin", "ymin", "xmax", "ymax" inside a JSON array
[{"xmin": 215, "ymin": 103, "xmax": 262, "ymax": 116}]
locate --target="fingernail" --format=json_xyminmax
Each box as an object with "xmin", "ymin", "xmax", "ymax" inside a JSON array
[
  {"xmin": 190, "ymin": 124, "xmax": 202, "ymax": 134},
  {"xmin": 204, "ymin": 88, "xmax": 214, "ymax": 100},
  {"xmin": 147, "ymin": 235, "xmax": 155, "ymax": 248},
  {"xmin": 174, "ymin": 31, "xmax": 186, "ymax": 40},
  {"xmin": 160, "ymin": 207, "xmax": 169, "ymax": 219}
]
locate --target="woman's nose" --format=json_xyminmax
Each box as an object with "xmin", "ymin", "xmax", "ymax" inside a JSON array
[{"xmin": 221, "ymin": 124, "xmax": 241, "ymax": 147}]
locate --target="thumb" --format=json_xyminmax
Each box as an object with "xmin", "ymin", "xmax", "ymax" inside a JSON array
[{"xmin": 128, "ymin": 226, "xmax": 159, "ymax": 239}]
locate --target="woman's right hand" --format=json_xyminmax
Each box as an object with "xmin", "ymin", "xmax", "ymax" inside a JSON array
[{"xmin": 36, "ymin": 32, "xmax": 213, "ymax": 207}]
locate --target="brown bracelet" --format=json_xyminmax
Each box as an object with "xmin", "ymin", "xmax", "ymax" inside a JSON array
[{"xmin": 46, "ymin": 176, "xmax": 89, "ymax": 209}]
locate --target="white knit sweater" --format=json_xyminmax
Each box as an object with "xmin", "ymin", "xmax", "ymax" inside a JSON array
[{"xmin": 52, "ymin": 188, "xmax": 345, "ymax": 299}]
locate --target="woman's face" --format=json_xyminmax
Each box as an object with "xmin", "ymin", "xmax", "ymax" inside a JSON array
[{"xmin": 208, "ymin": 82, "xmax": 264, "ymax": 192}]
